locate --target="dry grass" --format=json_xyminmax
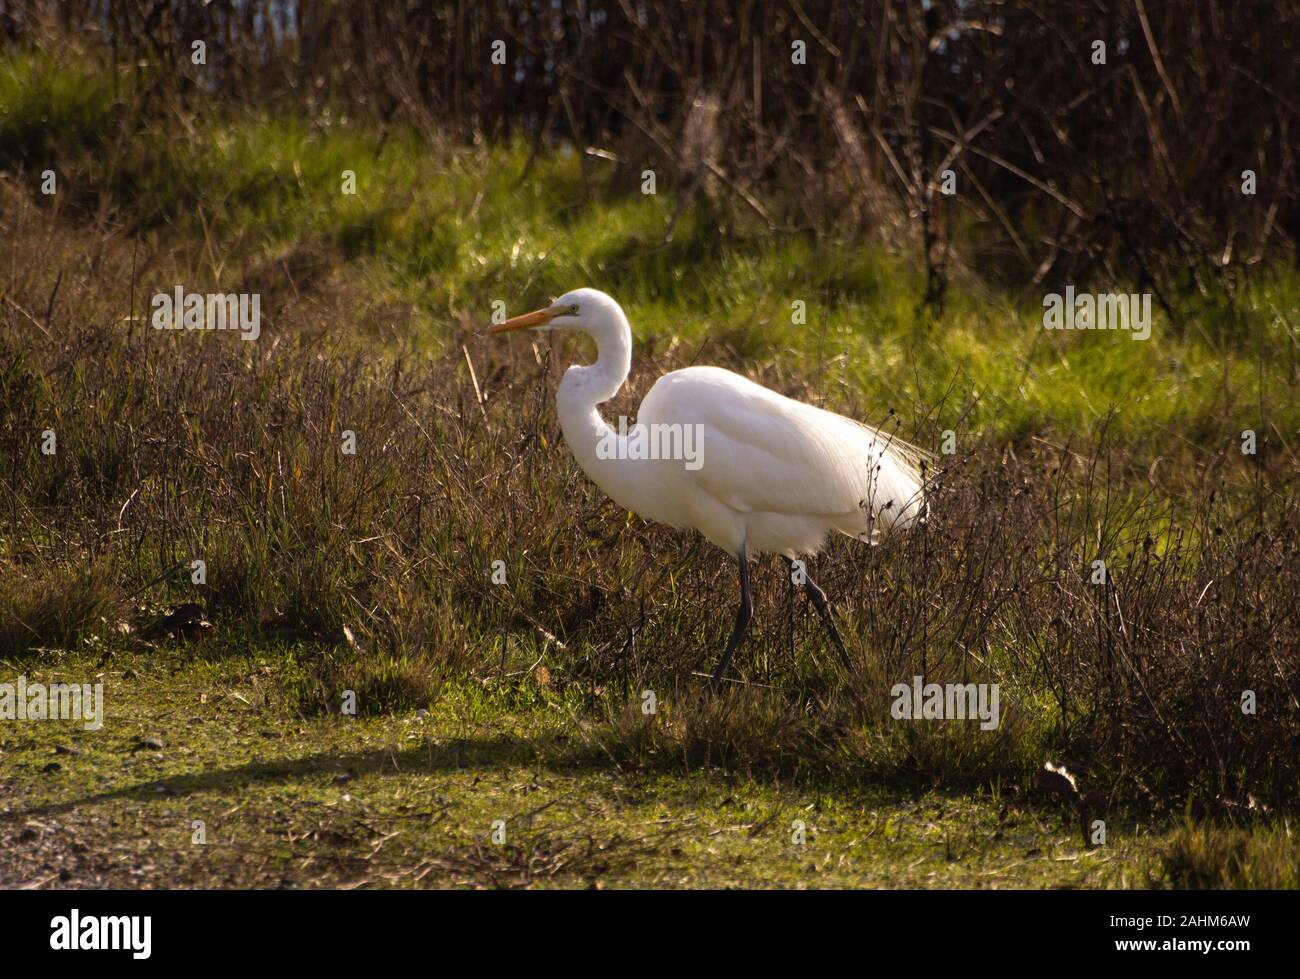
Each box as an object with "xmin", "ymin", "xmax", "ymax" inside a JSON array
[
  {"xmin": 0, "ymin": 560, "xmax": 121, "ymax": 656},
  {"xmin": 1160, "ymin": 819, "xmax": 1300, "ymax": 889},
  {"xmin": 3, "ymin": 180, "xmax": 1298, "ymax": 817}
]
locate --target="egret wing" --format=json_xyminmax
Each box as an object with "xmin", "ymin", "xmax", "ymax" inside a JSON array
[{"xmin": 637, "ymin": 366, "xmax": 924, "ymax": 524}]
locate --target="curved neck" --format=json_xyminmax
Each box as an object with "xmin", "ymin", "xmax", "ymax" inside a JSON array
[
  {"xmin": 555, "ymin": 312, "xmax": 648, "ymax": 506},
  {"xmin": 565, "ymin": 313, "xmax": 632, "ymax": 405}
]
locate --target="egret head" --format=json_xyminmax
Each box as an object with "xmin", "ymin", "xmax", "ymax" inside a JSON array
[{"xmin": 481, "ymin": 288, "xmax": 625, "ymax": 343}]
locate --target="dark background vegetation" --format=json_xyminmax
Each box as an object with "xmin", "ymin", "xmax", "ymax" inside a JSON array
[{"xmin": 3, "ymin": 0, "xmax": 1298, "ymax": 303}]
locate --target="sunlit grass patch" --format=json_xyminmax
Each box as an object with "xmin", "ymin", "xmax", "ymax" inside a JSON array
[{"xmin": 1160, "ymin": 819, "xmax": 1300, "ymax": 889}]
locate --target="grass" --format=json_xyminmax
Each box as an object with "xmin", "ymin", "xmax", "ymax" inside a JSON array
[
  {"xmin": 3, "ymin": 48, "xmax": 1297, "ymax": 452},
  {"xmin": 1161, "ymin": 820, "xmax": 1300, "ymax": 890},
  {"xmin": 2, "ymin": 47, "xmax": 1299, "ymax": 888},
  {"xmin": 1, "ymin": 648, "xmax": 1174, "ymax": 889}
]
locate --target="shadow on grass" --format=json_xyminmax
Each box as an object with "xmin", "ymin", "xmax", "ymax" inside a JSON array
[{"xmin": 5, "ymin": 734, "xmax": 621, "ymax": 822}]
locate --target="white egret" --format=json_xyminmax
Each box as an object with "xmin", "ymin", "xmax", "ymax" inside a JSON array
[{"xmin": 483, "ymin": 288, "xmax": 927, "ymax": 688}]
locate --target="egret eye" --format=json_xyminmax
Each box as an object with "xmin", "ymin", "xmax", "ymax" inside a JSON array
[{"xmin": 569, "ymin": 304, "xmax": 580, "ymax": 315}]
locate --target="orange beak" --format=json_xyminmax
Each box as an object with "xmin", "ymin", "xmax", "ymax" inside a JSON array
[{"xmin": 480, "ymin": 305, "xmax": 554, "ymax": 335}]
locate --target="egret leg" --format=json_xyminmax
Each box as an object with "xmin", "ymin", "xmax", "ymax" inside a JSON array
[
  {"xmin": 709, "ymin": 552, "xmax": 753, "ymax": 691},
  {"xmin": 796, "ymin": 563, "xmax": 853, "ymax": 672},
  {"xmin": 786, "ymin": 558, "xmax": 795, "ymax": 659}
]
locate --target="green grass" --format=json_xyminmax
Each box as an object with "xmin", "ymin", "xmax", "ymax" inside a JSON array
[
  {"xmin": 4, "ymin": 48, "xmax": 1296, "ymax": 455},
  {"xmin": 1, "ymin": 648, "xmax": 1173, "ymax": 888},
  {"xmin": 1161, "ymin": 819, "xmax": 1300, "ymax": 889}
]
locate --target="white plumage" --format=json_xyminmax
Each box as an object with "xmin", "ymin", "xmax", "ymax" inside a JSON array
[
  {"xmin": 484, "ymin": 287, "xmax": 927, "ymax": 686},
  {"xmin": 636, "ymin": 365, "xmax": 926, "ymax": 553}
]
